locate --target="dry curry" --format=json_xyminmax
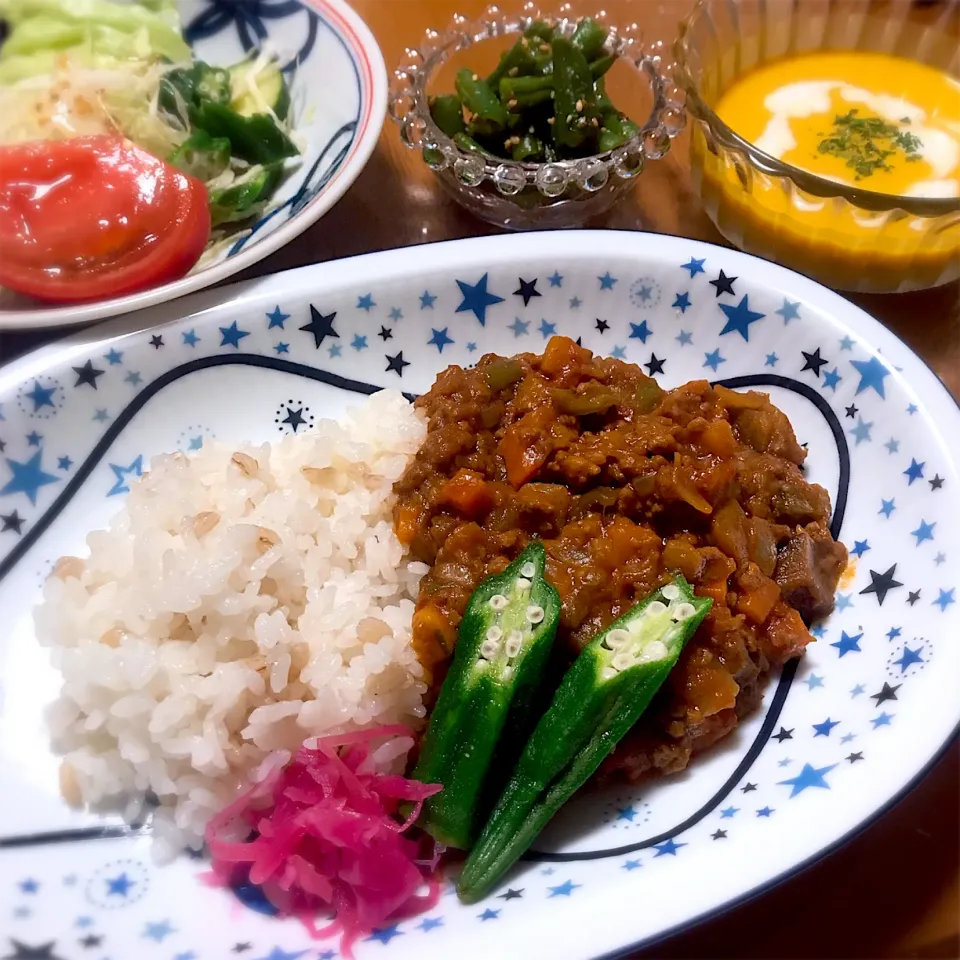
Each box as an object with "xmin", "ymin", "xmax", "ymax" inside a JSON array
[{"xmin": 394, "ymin": 336, "xmax": 846, "ymax": 782}]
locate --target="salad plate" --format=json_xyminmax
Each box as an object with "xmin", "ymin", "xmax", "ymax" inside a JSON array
[
  {"xmin": 0, "ymin": 0, "xmax": 387, "ymax": 331},
  {"xmin": 0, "ymin": 231, "xmax": 957, "ymax": 959}
]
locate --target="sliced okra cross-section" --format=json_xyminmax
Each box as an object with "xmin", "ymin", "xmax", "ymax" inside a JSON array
[
  {"xmin": 412, "ymin": 541, "xmax": 561, "ymax": 850},
  {"xmin": 458, "ymin": 574, "xmax": 712, "ymax": 902}
]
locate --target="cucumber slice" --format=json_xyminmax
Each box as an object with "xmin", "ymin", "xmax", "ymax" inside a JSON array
[{"xmin": 229, "ymin": 60, "xmax": 290, "ymax": 121}]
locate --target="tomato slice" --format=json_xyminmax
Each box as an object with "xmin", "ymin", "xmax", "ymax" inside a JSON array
[{"xmin": 0, "ymin": 135, "xmax": 211, "ymax": 303}]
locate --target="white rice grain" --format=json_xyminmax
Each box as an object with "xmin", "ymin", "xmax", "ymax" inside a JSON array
[{"xmin": 36, "ymin": 390, "xmax": 429, "ymax": 856}]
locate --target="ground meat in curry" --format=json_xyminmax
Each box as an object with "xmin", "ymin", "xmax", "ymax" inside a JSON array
[{"xmin": 393, "ymin": 336, "xmax": 847, "ymax": 783}]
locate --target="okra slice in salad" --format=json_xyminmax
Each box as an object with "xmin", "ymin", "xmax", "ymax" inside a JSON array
[
  {"xmin": 458, "ymin": 575, "xmax": 712, "ymax": 903},
  {"xmin": 412, "ymin": 541, "xmax": 561, "ymax": 850}
]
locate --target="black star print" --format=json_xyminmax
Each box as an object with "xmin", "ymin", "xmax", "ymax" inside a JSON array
[
  {"xmin": 231, "ymin": 945, "xmax": 252, "ymax": 955},
  {"xmin": 712, "ymin": 829, "xmax": 727, "ymax": 839},
  {"xmin": 801, "ymin": 348, "xmax": 828, "ymax": 377},
  {"xmin": 709, "ymin": 269, "xmax": 737, "ymax": 297},
  {"xmin": 575, "ymin": 336, "xmax": 583, "ymax": 346},
  {"xmin": 772, "ymin": 726, "xmax": 793, "ymax": 743},
  {"xmin": 2, "ymin": 942, "xmax": 64, "ymax": 960},
  {"xmin": 149, "ymin": 335, "xmax": 164, "ymax": 349},
  {"xmin": 281, "ymin": 407, "xmax": 307, "ymax": 432},
  {"xmin": 379, "ymin": 326, "xmax": 393, "ymax": 341},
  {"xmin": 847, "ymin": 752, "xmax": 864, "ymax": 763},
  {"xmin": 0, "ymin": 438, "xmax": 5, "ymax": 453},
  {"xmin": 595, "ymin": 318, "xmax": 609, "ymax": 333},
  {"xmin": 78, "ymin": 935, "xmax": 102, "ymax": 949},
  {"xmin": 859, "ymin": 564, "xmax": 903, "ymax": 605},
  {"xmin": 300, "ymin": 306, "xmax": 338, "ymax": 348},
  {"xmin": 871, "ymin": 682, "xmax": 900, "ymax": 705},
  {"xmin": 907, "ymin": 589, "xmax": 921, "ymax": 605},
  {"xmin": 845, "ymin": 404, "xmax": 858, "ymax": 419},
  {"xmin": 644, "ymin": 353, "xmax": 665, "ymax": 376},
  {"xmin": 497, "ymin": 888, "xmax": 524, "ymax": 900},
  {"xmin": 72, "ymin": 360, "xmax": 105, "ymax": 389},
  {"xmin": 740, "ymin": 782, "xmax": 757, "ymax": 793},
  {"xmin": 1, "ymin": 511, "xmax": 25, "ymax": 535},
  {"xmin": 929, "ymin": 474, "xmax": 944, "ymax": 491},
  {"xmin": 513, "ymin": 278, "xmax": 541, "ymax": 307},
  {"xmin": 386, "ymin": 352, "xmax": 410, "ymax": 376}
]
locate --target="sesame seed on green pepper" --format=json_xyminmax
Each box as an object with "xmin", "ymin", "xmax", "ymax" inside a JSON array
[
  {"xmin": 551, "ymin": 36, "xmax": 601, "ymax": 150},
  {"xmin": 455, "ymin": 67, "xmax": 508, "ymax": 132},
  {"xmin": 571, "ymin": 17, "xmax": 609, "ymax": 62}
]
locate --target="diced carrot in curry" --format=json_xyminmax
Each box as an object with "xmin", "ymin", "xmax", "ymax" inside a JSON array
[
  {"xmin": 499, "ymin": 407, "xmax": 556, "ymax": 488},
  {"xmin": 697, "ymin": 579, "xmax": 730, "ymax": 607},
  {"xmin": 713, "ymin": 383, "xmax": 765, "ymax": 410},
  {"xmin": 412, "ymin": 604, "xmax": 458, "ymax": 679},
  {"xmin": 699, "ymin": 417, "xmax": 739, "ymax": 456},
  {"xmin": 394, "ymin": 502, "xmax": 420, "ymax": 546},
  {"xmin": 438, "ymin": 468, "xmax": 493, "ymax": 518},
  {"xmin": 735, "ymin": 576, "xmax": 782, "ymax": 624},
  {"xmin": 540, "ymin": 334, "xmax": 591, "ymax": 378}
]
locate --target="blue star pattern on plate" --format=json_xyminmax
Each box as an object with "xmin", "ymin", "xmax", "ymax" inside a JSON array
[
  {"xmin": 831, "ymin": 631, "xmax": 862, "ymax": 657},
  {"xmin": 266, "ymin": 306, "xmax": 289, "ymax": 329},
  {"xmin": 428, "ymin": 328, "xmax": 454, "ymax": 353},
  {"xmin": 673, "ymin": 292, "xmax": 691, "ymax": 313},
  {"xmin": 219, "ymin": 322, "xmax": 250, "ymax": 349},
  {"xmin": 703, "ymin": 349, "xmax": 726, "ymax": 371},
  {"xmin": 850, "ymin": 356, "xmax": 890, "ymax": 398},
  {"xmin": 717, "ymin": 295, "xmax": 765, "ymax": 341},
  {"xmin": 629, "ymin": 321, "xmax": 652, "ymax": 343},
  {"xmin": 456, "ymin": 274, "xmax": 504, "ymax": 326},
  {"xmin": 776, "ymin": 299, "xmax": 801, "ymax": 323},
  {"xmin": 0, "ymin": 238, "xmax": 957, "ymax": 960},
  {"xmin": 107, "ymin": 456, "xmax": 144, "ymax": 496},
  {"xmin": 777, "ymin": 763, "xmax": 837, "ymax": 797},
  {"xmin": 1, "ymin": 450, "xmax": 59, "ymax": 505}
]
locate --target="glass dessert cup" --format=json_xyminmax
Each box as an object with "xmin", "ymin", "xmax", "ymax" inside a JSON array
[{"xmin": 675, "ymin": 0, "xmax": 960, "ymax": 293}]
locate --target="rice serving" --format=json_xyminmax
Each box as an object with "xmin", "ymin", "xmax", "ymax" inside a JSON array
[{"xmin": 36, "ymin": 390, "xmax": 429, "ymax": 859}]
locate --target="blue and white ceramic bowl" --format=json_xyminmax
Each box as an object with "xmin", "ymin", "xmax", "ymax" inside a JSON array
[
  {"xmin": 0, "ymin": 232, "xmax": 958, "ymax": 959},
  {"xmin": 0, "ymin": 0, "xmax": 387, "ymax": 331}
]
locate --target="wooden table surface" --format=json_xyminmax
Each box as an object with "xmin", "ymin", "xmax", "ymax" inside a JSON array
[{"xmin": 1, "ymin": 1, "xmax": 957, "ymax": 956}]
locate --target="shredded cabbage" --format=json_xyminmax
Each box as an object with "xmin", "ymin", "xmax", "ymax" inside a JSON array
[{"xmin": 0, "ymin": 58, "xmax": 188, "ymax": 157}]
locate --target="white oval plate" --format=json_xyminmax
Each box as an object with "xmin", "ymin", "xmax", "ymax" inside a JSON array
[
  {"xmin": 0, "ymin": 0, "xmax": 387, "ymax": 332},
  {"xmin": 0, "ymin": 232, "xmax": 957, "ymax": 960}
]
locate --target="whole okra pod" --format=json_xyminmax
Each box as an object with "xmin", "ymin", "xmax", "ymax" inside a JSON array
[
  {"xmin": 412, "ymin": 542, "xmax": 561, "ymax": 849},
  {"xmin": 458, "ymin": 575, "xmax": 712, "ymax": 902}
]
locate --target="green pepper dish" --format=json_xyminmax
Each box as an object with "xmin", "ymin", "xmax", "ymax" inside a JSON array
[{"xmin": 427, "ymin": 18, "xmax": 640, "ymax": 163}]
